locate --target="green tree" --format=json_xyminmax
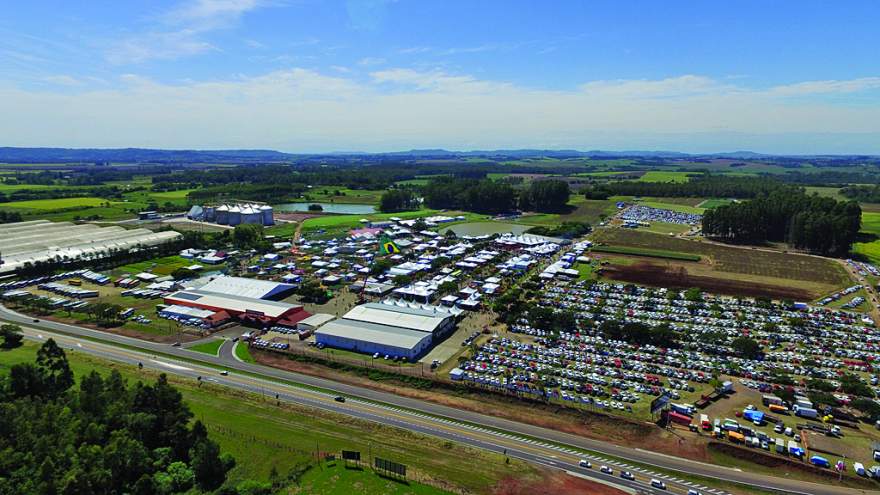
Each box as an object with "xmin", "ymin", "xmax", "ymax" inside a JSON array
[
  {"xmin": 731, "ymin": 336, "xmax": 762, "ymax": 360},
  {"xmin": 36, "ymin": 338, "xmax": 74, "ymax": 398},
  {"xmin": 379, "ymin": 189, "xmax": 418, "ymax": 213},
  {"xmin": 0, "ymin": 323, "xmax": 23, "ymax": 348},
  {"xmin": 191, "ymin": 438, "xmax": 229, "ymax": 491}
]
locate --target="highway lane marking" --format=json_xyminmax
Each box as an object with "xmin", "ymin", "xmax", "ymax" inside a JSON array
[{"xmin": 22, "ymin": 327, "xmax": 730, "ymax": 495}]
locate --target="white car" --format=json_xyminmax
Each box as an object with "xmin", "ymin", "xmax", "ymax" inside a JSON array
[
  {"xmin": 600, "ymin": 465, "xmax": 613, "ymax": 475},
  {"xmin": 578, "ymin": 459, "xmax": 592, "ymax": 468},
  {"xmin": 651, "ymin": 479, "xmax": 667, "ymax": 490}
]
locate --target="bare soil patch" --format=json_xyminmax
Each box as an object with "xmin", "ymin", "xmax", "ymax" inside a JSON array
[
  {"xmin": 492, "ymin": 469, "xmax": 629, "ymax": 495},
  {"xmin": 603, "ymin": 261, "xmax": 815, "ymax": 300}
]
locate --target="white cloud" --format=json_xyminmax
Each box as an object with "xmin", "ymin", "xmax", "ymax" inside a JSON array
[
  {"xmin": 108, "ymin": 0, "xmax": 268, "ymax": 64},
  {"xmin": 42, "ymin": 75, "xmax": 82, "ymax": 86},
  {"xmin": 764, "ymin": 77, "xmax": 880, "ymax": 97},
  {"xmin": 357, "ymin": 56, "xmax": 386, "ymax": 66},
  {"xmin": 1, "ymin": 70, "xmax": 879, "ymax": 154}
]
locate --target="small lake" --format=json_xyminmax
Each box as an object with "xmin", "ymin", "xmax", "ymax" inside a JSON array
[
  {"xmin": 274, "ymin": 202, "xmax": 376, "ymax": 214},
  {"xmin": 440, "ymin": 221, "xmax": 530, "ymax": 236}
]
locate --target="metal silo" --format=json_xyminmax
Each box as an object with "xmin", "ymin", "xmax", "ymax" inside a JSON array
[
  {"xmin": 241, "ymin": 206, "xmax": 260, "ymax": 224},
  {"xmin": 204, "ymin": 206, "xmax": 216, "ymax": 222},
  {"xmin": 228, "ymin": 205, "xmax": 242, "ymax": 226},
  {"xmin": 260, "ymin": 205, "xmax": 274, "ymax": 226},
  {"xmin": 215, "ymin": 204, "xmax": 229, "ymax": 225}
]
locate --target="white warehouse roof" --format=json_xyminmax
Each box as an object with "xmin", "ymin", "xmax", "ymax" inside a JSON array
[
  {"xmin": 316, "ymin": 319, "xmax": 431, "ymax": 350},
  {"xmin": 341, "ymin": 302, "xmax": 452, "ymax": 333},
  {"xmin": 189, "ymin": 275, "xmax": 295, "ymax": 300}
]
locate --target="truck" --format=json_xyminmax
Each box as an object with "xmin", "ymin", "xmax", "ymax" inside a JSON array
[
  {"xmin": 743, "ymin": 409, "xmax": 765, "ymax": 425},
  {"xmin": 769, "ymin": 404, "xmax": 789, "ymax": 414},
  {"xmin": 810, "ymin": 455, "xmax": 830, "ymax": 468},
  {"xmin": 667, "ymin": 410, "xmax": 692, "ymax": 426},
  {"xmin": 775, "ymin": 438, "xmax": 785, "ymax": 454},
  {"xmin": 762, "ymin": 394, "xmax": 783, "ymax": 406},
  {"xmin": 722, "ymin": 419, "xmax": 740, "ymax": 432},
  {"xmin": 728, "ymin": 431, "xmax": 744, "ymax": 443},
  {"xmin": 788, "ymin": 440, "xmax": 804, "ymax": 458},
  {"xmin": 671, "ymin": 403, "xmax": 694, "ymax": 416},
  {"xmin": 700, "ymin": 414, "xmax": 711, "ymax": 430},
  {"xmin": 795, "ymin": 398, "xmax": 814, "ymax": 410},
  {"xmin": 854, "ymin": 462, "xmax": 866, "ymax": 477},
  {"xmin": 794, "ymin": 405, "xmax": 818, "ymax": 419}
]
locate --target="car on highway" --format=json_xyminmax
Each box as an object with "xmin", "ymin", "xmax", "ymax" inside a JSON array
[
  {"xmin": 578, "ymin": 459, "xmax": 591, "ymax": 468},
  {"xmin": 219, "ymin": 370, "xmax": 229, "ymax": 376},
  {"xmin": 620, "ymin": 471, "xmax": 634, "ymax": 481},
  {"xmin": 600, "ymin": 465, "xmax": 613, "ymax": 475},
  {"xmin": 650, "ymin": 479, "xmax": 667, "ymax": 490},
  {"xmin": 334, "ymin": 396, "xmax": 346, "ymax": 403},
  {"xmin": 688, "ymin": 490, "xmax": 703, "ymax": 495}
]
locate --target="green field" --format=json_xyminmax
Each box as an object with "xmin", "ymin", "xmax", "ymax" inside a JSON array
[
  {"xmin": 116, "ymin": 255, "xmax": 196, "ymax": 276},
  {"xmin": 299, "ymin": 462, "xmax": 447, "ymax": 495},
  {"xmin": 188, "ymin": 338, "xmax": 225, "ymax": 356},
  {"xmin": 0, "ymin": 342, "xmax": 539, "ymax": 493},
  {"xmin": 301, "ymin": 187, "xmax": 385, "ymax": 205},
  {"xmin": 234, "ymin": 342, "xmax": 256, "ymax": 363},
  {"xmin": 636, "ymin": 171, "xmax": 693, "ymax": 183},
  {"xmin": 0, "ymin": 196, "xmax": 112, "ymax": 209},
  {"xmin": 853, "ymin": 211, "xmax": 880, "ymax": 264},
  {"xmin": 592, "ymin": 244, "xmax": 701, "ymax": 261},
  {"xmin": 697, "ymin": 199, "xmax": 735, "ymax": 209},
  {"xmin": 636, "ymin": 200, "xmax": 705, "ymax": 214}
]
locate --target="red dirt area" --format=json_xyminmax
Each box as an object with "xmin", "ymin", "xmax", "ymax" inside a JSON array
[
  {"xmin": 604, "ymin": 262, "xmax": 814, "ymax": 300},
  {"xmin": 253, "ymin": 350, "xmax": 712, "ymax": 463},
  {"xmin": 493, "ymin": 470, "xmax": 629, "ymax": 495}
]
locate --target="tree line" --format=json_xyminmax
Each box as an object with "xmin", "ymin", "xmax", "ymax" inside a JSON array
[
  {"xmin": 422, "ymin": 177, "xmax": 569, "ymax": 215},
  {"xmin": 0, "ymin": 339, "xmax": 235, "ymax": 494},
  {"xmin": 582, "ymin": 175, "xmax": 796, "ymax": 200},
  {"xmin": 702, "ymin": 190, "xmax": 862, "ymax": 256},
  {"xmin": 840, "ymin": 184, "xmax": 880, "ymax": 203}
]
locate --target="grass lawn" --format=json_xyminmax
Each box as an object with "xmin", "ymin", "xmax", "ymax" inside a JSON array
[
  {"xmin": 636, "ymin": 171, "xmax": 693, "ymax": 183},
  {"xmin": 637, "ymin": 200, "xmax": 705, "ymax": 214},
  {"xmin": 188, "ymin": 338, "xmax": 225, "ymax": 356},
  {"xmin": 0, "ymin": 342, "xmax": 538, "ymax": 492},
  {"xmin": 853, "ymin": 212, "xmax": 880, "ymax": 265},
  {"xmin": 234, "ymin": 342, "xmax": 256, "ymax": 363},
  {"xmin": 299, "ymin": 462, "xmax": 448, "ymax": 495},
  {"xmin": 640, "ymin": 222, "xmax": 693, "ymax": 235},
  {"xmin": 116, "ymin": 255, "xmax": 195, "ymax": 276},
  {"xmin": 301, "ymin": 187, "xmax": 385, "ymax": 205},
  {"xmin": 697, "ymin": 199, "xmax": 735, "ymax": 209},
  {"xmin": 0, "ymin": 196, "xmax": 111, "ymax": 209}
]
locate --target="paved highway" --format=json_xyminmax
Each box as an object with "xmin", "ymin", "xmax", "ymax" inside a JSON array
[{"xmin": 2, "ymin": 305, "xmax": 873, "ymax": 495}]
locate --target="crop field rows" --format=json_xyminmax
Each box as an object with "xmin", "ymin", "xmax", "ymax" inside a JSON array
[{"xmin": 591, "ymin": 229, "xmax": 851, "ymax": 300}]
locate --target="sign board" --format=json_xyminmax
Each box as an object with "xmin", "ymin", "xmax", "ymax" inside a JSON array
[
  {"xmin": 245, "ymin": 309, "xmax": 265, "ymax": 316},
  {"xmin": 650, "ymin": 391, "xmax": 672, "ymax": 415},
  {"xmin": 374, "ymin": 457, "xmax": 406, "ymax": 477},
  {"xmin": 342, "ymin": 450, "xmax": 361, "ymax": 461}
]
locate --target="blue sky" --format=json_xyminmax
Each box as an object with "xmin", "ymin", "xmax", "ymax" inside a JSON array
[{"xmin": 1, "ymin": 0, "xmax": 879, "ymax": 153}]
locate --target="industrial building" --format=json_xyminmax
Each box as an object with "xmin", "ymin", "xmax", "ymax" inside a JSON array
[
  {"xmin": 163, "ymin": 289, "xmax": 308, "ymax": 327},
  {"xmin": 0, "ymin": 220, "xmax": 182, "ymax": 274},
  {"xmin": 186, "ymin": 275, "xmax": 297, "ymax": 300},
  {"xmin": 315, "ymin": 302, "xmax": 458, "ymax": 361},
  {"xmin": 187, "ymin": 202, "xmax": 274, "ymax": 226}
]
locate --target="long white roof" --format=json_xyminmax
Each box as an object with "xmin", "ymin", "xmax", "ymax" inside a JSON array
[
  {"xmin": 317, "ymin": 319, "xmax": 431, "ymax": 350},
  {"xmin": 190, "ymin": 275, "xmax": 295, "ymax": 299},
  {"xmin": 341, "ymin": 302, "xmax": 452, "ymax": 333},
  {"xmin": 165, "ymin": 290, "xmax": 300, "ymax": 318}
]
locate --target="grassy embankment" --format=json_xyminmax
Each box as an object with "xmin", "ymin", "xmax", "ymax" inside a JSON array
[{"xmin": 0, "ymin": 342, "xmax": 540, "ymax": 493}]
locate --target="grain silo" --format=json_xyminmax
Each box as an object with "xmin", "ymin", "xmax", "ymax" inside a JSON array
[
  {"xmin": 241, "ymin": 205, "xmax": 260, "ymax": 224},
  {"xmin": 260, "ymin": 205, "xmax": 274, "ymax": 226},
  {"xmin": 215, "ymin": 204, "xmax": 229, "ymax": 225},
  {"xmin": 204, "ymin": 206, "xmax": 216, "ymax": 222},
  {"xmin": 228, "ymin": 205, "xmax": 242, "ymax": 226}
]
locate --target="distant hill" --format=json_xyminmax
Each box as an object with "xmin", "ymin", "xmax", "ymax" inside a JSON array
[
  {"xmin": 0, "ymin": 147, "xmax": 293, "ymax": 164},
  {"xmin": 0, "ymin": 146, "xmax": 874, "ymax": 164}
]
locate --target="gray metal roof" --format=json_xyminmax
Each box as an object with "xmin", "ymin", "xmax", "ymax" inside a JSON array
[
  {"xmin": 316, "ymin": 319, "xmax": 431, "ymax": 350},
  {"xmin": 341, "ymin": 302, "xmax": 452, "ymax": 333}
]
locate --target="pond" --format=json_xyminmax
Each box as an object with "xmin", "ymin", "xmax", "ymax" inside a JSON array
[
  {"xmin": 440, "ymin": 221, "xmax": 530, "ymax": 237},
  {"xmin": 274, "ymin": 202, "xmax": 376, "ymax": 214}
]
